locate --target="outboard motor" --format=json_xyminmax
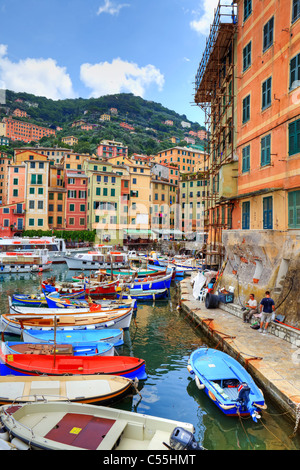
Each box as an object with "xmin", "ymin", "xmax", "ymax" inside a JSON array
[
  {"xmin": 168, "ymin": 427, "xmax": 203, "ymax": 450},
  {"xmin": 237, "ymin": 382, "xmax": 251, "ymax": 409}
]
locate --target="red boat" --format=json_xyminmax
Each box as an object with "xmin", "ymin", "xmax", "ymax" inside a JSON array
[
  {"xmin": 42, "ymin": 279, "xmax": 119, "ymax": 297},
  {"xmin": 0, "ymin": 352, "xmax": 147, "ymax": 381}
]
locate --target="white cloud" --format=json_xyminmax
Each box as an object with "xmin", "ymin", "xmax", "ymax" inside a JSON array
[
  {"xmin": 80, "ymin": 58, "xmax": 164, "ymax": 98},
  {"xmin": 0, "ymin": 44, "xmax": 76, "ymax": 100},
  {"xmin": 97, "ymin": 0, "xmax": 130, "ymax": 16},
  {"xmin": 190, "ymin": 0, "xmax": 234, "ymax": 36}
]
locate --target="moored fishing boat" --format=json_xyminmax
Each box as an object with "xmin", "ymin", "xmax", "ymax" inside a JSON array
[
  {"xmin": 1, "ymin": 308, "xmax": 133, "ymax": 335},
  {"xmin": 12, "ymin": 290, "xmax": 85, "ymax": 307},
  {"xmin": 42, "ymin": 277, "xmax": 119, "ymax": 297},
  {"xmin": 128, "ymin": 271, "xmax": 173, "ymax": 291},
  {"xmin": 0, "ymin": 350, "xmax": 147, "ymax": 380},
  {"xmin": 117, "ymin": 287, "xmax": 169, "ymax": 301},
  {"xmin": 22, "ymin": 327, "xmax": 124, "ymax": 347},
  {"xmin": 187, "ymin": 348, "xmax": 266, "ymax": 422},
  {"xmin": 0, "ymin": 401, "xmax": 200, "ymax": 450},
  {"xmin": 0, "ymin": 375, "xmax": 137, "ymax": 405},
  {"xmin": 1, "ymin": 340, "xmax": 115, "ymax": 357},
  {"xmin": 65, "ymin": 250, "xmax": 128, "ymax": 270}
]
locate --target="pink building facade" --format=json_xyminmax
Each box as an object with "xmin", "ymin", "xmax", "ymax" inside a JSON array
[
  {"xmin": 0, "ymin": 202, "xmax": 25, "ymax": 236},
  {"xmin": 65, "ymin": 170, "xmax": 87, "ymax": 230}
]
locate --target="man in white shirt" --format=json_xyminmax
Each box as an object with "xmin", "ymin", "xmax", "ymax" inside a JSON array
[{"xmin": 243, "ymin": 293, "xmax": 259, "ymax": 323}]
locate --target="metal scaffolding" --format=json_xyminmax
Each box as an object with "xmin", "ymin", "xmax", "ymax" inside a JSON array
[{"xmin": 194, "ymin": 1, "xmax": 238, "ymax": 269}]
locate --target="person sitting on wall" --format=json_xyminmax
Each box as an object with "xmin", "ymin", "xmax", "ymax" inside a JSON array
[
  {"xmin": 243, "ymin": 293, "xmax": 259, "ymax": 323},
  {"xmin": 259, "ymin": 291, "xmax": 275, "ymax": 334}
]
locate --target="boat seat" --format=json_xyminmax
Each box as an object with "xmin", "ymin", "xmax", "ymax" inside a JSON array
[
  {"xmin": 97, "ymin": 419, "xmax": 127, "ymax": 450},
  {"xmin": 147, "ymin": 430, "xmax": 168, "ymax": 450}
]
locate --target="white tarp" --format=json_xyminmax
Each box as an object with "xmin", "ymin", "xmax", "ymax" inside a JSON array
[{"xmin": 192, "ymin": 272, "xmax": 206, "ymax": 300}]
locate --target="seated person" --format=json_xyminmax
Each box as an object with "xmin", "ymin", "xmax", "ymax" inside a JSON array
[{"xmin": 243, "ymin": 293, "xmax": 259, "ymax": 323}]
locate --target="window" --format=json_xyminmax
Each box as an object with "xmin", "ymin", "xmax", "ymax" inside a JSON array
[
  {"xmin": 38, "ymin": 201, "xmax": 43, "ymax": 210},
  {"xmin": 262, "ymin": 77, "xmax": 272, "ymax": 110},
  {"xmin": 242, "ymin": 95, "xmax": 251, "ymax": 123},
  {"xmin": 29, "ymin": 200, "xmax": 35, "ymax": 209},
  {"xmin": 242, "ymin": 145, "xmax": 250, "ymax": 172},
  {"xmin": 289, "ymin": 53, "xmax": 300, "ymax": 90},
  {"xmin": 13, "ymin": 189, "xmax": 18, "ymax": 197},
  {"xmin": 292, "ymin": 0, "xmax": 300, "ymax": 23},
  {"xmin": 69, "ymin": 218, "xmax": 75, "ymax": 225},
  {"xmin": 38, "ymin": 188, "xmax": 43, "ymax": 195},
  {"xmin": 263, "ymin": 17, "xmax": 274, "ymax": 52},
  {"xmin": 288, "ymin": 190, "xmax": 300, "ymax": 228},
  {"xmin": 49, "ymin": 193, "xmax": 54, "ymax": 200},
  {"xmin": 242, "ymin": 201, "xmax": 250, "ymax": 229},
  {"xmin": 289, "ymin": 119, "xmax": 300, "ymax": 156},
  {"xmin": 244, "ymin": 0, "xmax": 252, "ymax": 21},
  {"xmin": 69, "ymin": 204, "xmax": 75, "ymax": 212},
  {"xmin": 243, "ymin": 42, "xmax": 252, "ymax": 72},
  {"xmin": 28, "ymin": 218, "xmax": 34, "ymax": 226},
  {"xmin": 263, "ymin": 196, "xmax": 273, "ymax": 229},
  {"xmin": 57, "ymin": 217, "xmax": 62, "ymax": 225},
  {"xmin": 13, "ymin": 178, "xmax": 18, "ymax": 185},
  {"xmin": 80, "ymin": 218, "xmax": 85, "ymax": 226},
  {"xmin": 103, "ymin": 188, "xmax": 107, "ymax": 196},
  {"xmin": 111, "ymin": 189, "xmax": 115, "ymax": 197},
  {"xmin": 37, "ymin": 219, "xmax": 43, "ymax": 227},
  {"xmin": 261, "ymin": 134, "xmax": 271, "ymax": 166}
]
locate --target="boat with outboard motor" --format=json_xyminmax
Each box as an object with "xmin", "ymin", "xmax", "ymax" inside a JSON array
[{"xmin": 187, "ymin": 348, "xmax": 266, "ymax": 422}]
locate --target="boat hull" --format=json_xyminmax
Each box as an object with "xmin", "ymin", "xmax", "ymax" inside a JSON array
[
  {"xmin": 0, "ymin": 352, "xmax": 147, "ymax": 380},
  {"xmin": 22, "ymin": 328, "xmax": 124, "ymax": 347}
]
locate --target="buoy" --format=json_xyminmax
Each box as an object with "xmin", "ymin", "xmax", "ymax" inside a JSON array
[
  {"xmin": 195, "ymin": 376, "xmax": 205, "ymax": 390},
  {"xmin": 0, "ymin": 427, "xmax": 9, "ymax": 442},
  {"xmin": 10, "ymin": 437, "xmax": 30, "ymax": 450}
]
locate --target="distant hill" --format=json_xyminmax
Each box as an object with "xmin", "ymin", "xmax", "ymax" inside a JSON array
[{"xmin": 0, "ymin": 90, "xmax": 206, "ymax": 156}]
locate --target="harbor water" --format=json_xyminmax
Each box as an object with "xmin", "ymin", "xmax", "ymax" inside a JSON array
[{"xmin": 0, "ymin": 264, "xmax": 300, "ymax": 451}]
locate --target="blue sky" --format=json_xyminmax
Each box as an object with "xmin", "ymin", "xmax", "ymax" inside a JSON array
[{"xmin": 0, "ymin": 0, "xmax": 220, "ymax": 125}]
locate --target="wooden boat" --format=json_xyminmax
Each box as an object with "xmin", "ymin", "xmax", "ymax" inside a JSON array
[
  {"xmin": 22, "ymin": 327, "xmax": 124, "ymax": 347},
  {"xmin": 0, "ymin": 350, "xmax": 147, "ymax": 380},
  {"xmin": 0, "ymin": 375, "xmax": 136, "ymax": 405},
  {"xmin": 0, "ymin": 401, "xmax": 199, "ymax": 450},
  {"xmin": 187, "ymin": 348, "xmax": 267, "ymax": 422},
  {"xmin": 42, "ymin": 278, "xmax": 119, "ymax": 297},
  {"xmin": 12, "ymin": 290, "xmax": 86, "ymax": 306},
  {"xmin": 97, "ymin": 267, "xmax": 167, "ymax": 278},
  {"xmin": 8, "ymin": 295, "xmax": 132, "ymax": 316},
  {"xmin": 117, "ymin": 287, "xmax": 169, "ymax": 301},
  {"xmin": 1, "ymin": 341, "xmax": 115, "ymax": 357},
  {"xmin": 128, "ymin": 271, "xmax": 173, "ymax": 291},
  {"xmin": 1, "ymin": 308, "xmax": 133, "ymax": 335}
]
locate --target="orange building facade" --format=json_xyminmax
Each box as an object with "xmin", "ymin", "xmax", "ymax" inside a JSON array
[
  {"xmin": 233, "ymin": 0, "xmax": 300, "ymax": 233},
  {"xmin": 3, "ymin": 118, "xmax": 55, "ymax": 143}
]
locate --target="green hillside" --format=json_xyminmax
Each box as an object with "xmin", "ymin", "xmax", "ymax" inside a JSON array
[{"xmin": 0, "ymin": 90, "xmax": 206, "ymax": 156}]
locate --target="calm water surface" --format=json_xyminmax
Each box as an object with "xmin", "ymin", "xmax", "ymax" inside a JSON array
[{"xmin": 0, "ymin": 264, "xmax": 299, "ymax": 451}]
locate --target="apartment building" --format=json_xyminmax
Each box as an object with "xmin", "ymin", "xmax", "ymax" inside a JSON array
[
  {"xmin": 48, "ymin": 165, "xmax": 66, "ymax": 230},
  {"xmin": 0, "ymin": 202, "xmax": 25, "ymax": 236},
  {"xmin": 151, "ymin": 176, "xmax": 179, "ymax": 238},
  {"xmin": 15, "ymin": 147, "xmax": 70, "ymax": 165},
  {"xmin": 3, "ymin": 117, "xmax": 55, "ymax": 143},
  {"xmin": 84, "ymin": 158, "xmax": 123, "ymax": 244},
  {"xmin": 195, "ymin": 0, "xmax": 300, "ymax": 323},
  {"xmin": 65, "ymin": 170, "xmax": 87, "ymax": 230},
  {"xmin": 153, "ymin": 146, "xmax": 207, "ymax": 174},
  {"xmin": 97, "ymin": 139, "xmax": 128, "ymax": 160},
  {"xmin": 14, "ymin": 151, "xmax": 50, "ymax": 231}
]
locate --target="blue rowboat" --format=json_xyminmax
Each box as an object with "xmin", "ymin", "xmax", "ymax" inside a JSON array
[
  {"xmin": 130, "ymin": 271, "xmax": 173, "ymax": 291},
  {"xmin": 116, "ymin": 288, "xmax": 169, "ymax": 301},
  {"xmin": 187, "ymin": 348, "xmax": 266, "ymax": 422},
  {"xmin": 12, "ymin": 290, "xmax": 86, "ymax": 307},
  {"xmin": 2, "ymin": 340, "xmax": 115, "ymax": 357},
  {"xmin": 22, "ymin": 328, "xmax": 124, "ymax": 347}
]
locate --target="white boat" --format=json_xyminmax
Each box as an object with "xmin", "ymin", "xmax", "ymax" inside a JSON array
[
  {"xmin": 0, "ymin": 249, "xmax": 52, "ymax": 274},
  {"xmin": 65, "ymin": 250, "xmax": 129, "ymax": 270},
  {"xmin": 0, "ymin": 401, "xmax": 200, "ymax": 450},
  {"xmin": 0, "ymin": 375, "xmax": 136, "ymax": 405},
  {"xmin": 1, "ymin": 308, "xmax": 134, "ymax": 335},
  {"xmin": 0, "ymin": 237, "xmax": 67, "ymax": 264}
]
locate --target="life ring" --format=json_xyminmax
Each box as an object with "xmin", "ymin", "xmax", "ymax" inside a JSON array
[{"xmin": 195, "ymin": 376, "xmax": 205, "ymax": 390}]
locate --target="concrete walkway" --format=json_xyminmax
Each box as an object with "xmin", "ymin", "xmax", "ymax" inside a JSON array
[{"xmin": 178, "ymin": 278, "xmax": 300, "ymax": 432}]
